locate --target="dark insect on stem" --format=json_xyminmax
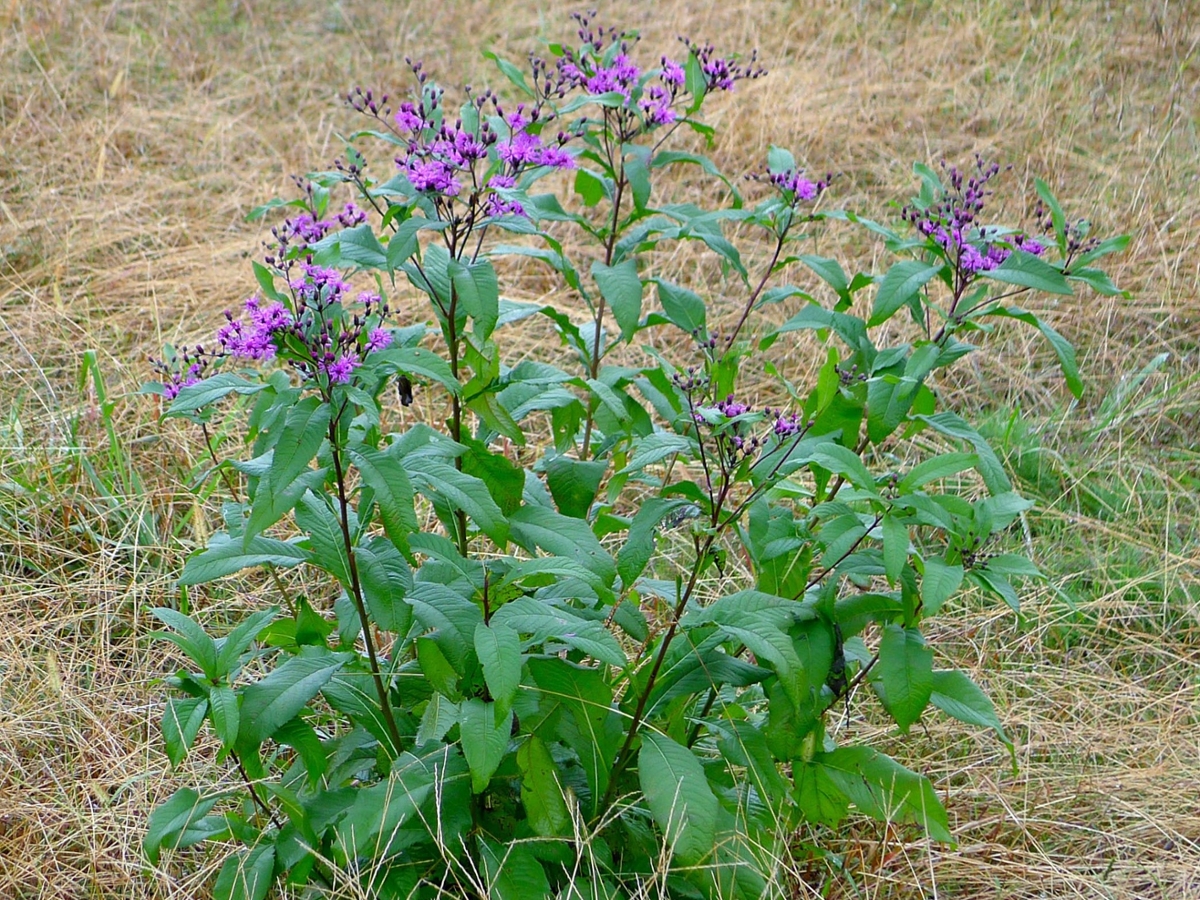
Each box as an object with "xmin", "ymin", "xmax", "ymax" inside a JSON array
[{"xmin": 396, "ymin": 375, "xmax": 414, "ymax": 407}]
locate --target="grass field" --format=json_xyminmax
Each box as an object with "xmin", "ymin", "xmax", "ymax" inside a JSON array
[{"xmin": 1, "ymin": 0, "xmax": 1198, "ymax": 897}]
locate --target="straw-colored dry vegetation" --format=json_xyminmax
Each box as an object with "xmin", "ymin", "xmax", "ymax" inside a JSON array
[{"xmin": 1, "ymin": 0, "xmax": 1198, "ymax": 897}]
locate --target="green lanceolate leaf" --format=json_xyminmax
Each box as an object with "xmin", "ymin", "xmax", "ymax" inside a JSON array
[
  {"xmin": 881, "ymin": 514, "xmax": 909, "ymax": 583},
  {"xmin": 151, "ymin": 608, "xmax": 219, "ymax": 679},
  {"xmin": 214, "ymin": 608, "xmax": 278, "ymax": 675},
  {"xmin": 897, "ymin": 451, "xmax": 979, "ymax": 492},
  {"xmin": 373, "ymin": 346, "xmax": 461, "ymax": 395},
  {"xmin": 179, "ymin": 533, "xmax": 311, "ymax": 586},
  {"xmin": 618, "ymin": 431, "xmax": 695, "ymax": 476},
  {"xmin": 616, "ymin": 497, "xmax": 693, "ymax": 588},
  {"xmin": 348, "ymin": 446, "xmax": 419, "ymax": 549},
  {"xmin": 507, "ymin": 505, "xmax": 616, "ymax": 586},
  {"xmin": 212, "ymin": 842, "xmax": 276, "ymax": 900},
  {"xmin": 544, "ymin": 454, "xmax": 607, "ymax": 520},
  {"xmin": 930, "ymin": 669, "xmax": 1013, "ymax": 758},
  {"xmin": 266, "ymin": 396, "xmax": 329, "ymax": 496},
  {"xmin": 517, "ymin": 734, "xmax": 571, "ymax": 837},
  {"xmin": 870, "ymin": 260, "xmax": 941, "ymax": 327},
  {"xmin": 479, "ymin": 837, "xmax": 553, "ymax": 900},
  {"xmin": 920, "ymin": 556, "xmax": 963, "ymax": 616},
  {"xmin": 460, "ymin": 698, "xmax": 512, "ymax": 793},
  {"xmin": 592, "ymin": 258, "xmax": 643, "ymax": 341},
  {"xmin": 144, "ymin": 787, "xmax": 220, "ymax": 864},
  {"xmin": 654, "ymin": 278, "xmax": 707, "ymax": 336},
  {"xmin": 985, "ymin": 305, "xmax": 1083, "ymax": 398},
  {"xmin": 491, "ymin": 596, "xmax": 626, "ymax": 667},
  {"xmin": 982, "ymin": 249, "xmax": 1072, "ymax": 295},
  {"xmin": 402, "ymin": 456, "xmax": 509, "ymax": 545},
  {"xmin": 527, "ymin": 658, "xmax": 620, "ymax": 815},
  {"xmin": 237, "ymin": 650, "xmax": 350, "ymax": 747},
  {"xmin": 356, "ymin": 536, "xmax": 414, "ymax": 634},
  {"xmin": 162, "ymin": 697, "xmax": 207, "ymax": 768},
  {"xmin": 331, "ymin": 763, "xmax": 435, "ymax": 865},
  {"xmin": 812, "ymin": 745, "xmax": 952, "ymax": 842},
  {"xmin": 474, "ymin": 621, "xmax": 522, "ymax": 715},
  {"xmin": 873, "ymin": 624, "xmax": 933, "ymax": 731},
  {"xmin": 639, "ymin": 732, "xmax": 719, "ymax": 865},
  {"xmin": 166, "ymin": 374, "xmax": 267, "ymax": 417},
  {"xmin": 207, "ymin": 683, "xmax": 239, "ymax": 746}
]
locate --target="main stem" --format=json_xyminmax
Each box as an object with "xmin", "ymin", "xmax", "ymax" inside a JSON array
[
  {"xmin": 599, "ymin": 532, "xmax": 715, "ymax": 810},
  {"xmin": 445, "ymin": 279, "xmax": 470, "ymax": 556},
  {"xmin": 579, "ymin": 151, "xmax": 627, "ymax": 461},
  {"xmin": 327, "ymin": 415, "xmax": 405, "ymax": 754}
]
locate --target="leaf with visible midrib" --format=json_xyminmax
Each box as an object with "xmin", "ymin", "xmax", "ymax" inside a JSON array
[
  {"xmin": 237, "ymin": 651, "xmax": 349, "ymax": 747},
  {"xmin": 638, "ymin": 732, "xmax": 718, "ymax": 865}
]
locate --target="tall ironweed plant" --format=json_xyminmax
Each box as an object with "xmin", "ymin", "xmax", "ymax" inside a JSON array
[{"xmin": 146, "ymin": 12, "xmax": 1126, "ymax": 899}]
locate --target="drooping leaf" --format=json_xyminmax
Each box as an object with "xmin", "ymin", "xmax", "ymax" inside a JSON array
[
  {"xmin": 544, "ymin": 455, "xmax": 608, "ymax": 520},
  {"xmin": 920, "ymin": 557, "xmax": 963, "ymax": 616},
  {"xmin": 985, "ymin": 305, "xmax": 1083, "ymax": 398},
  {"xmin": 507, "ymin": 505, "xmax": 616, "ymax": 586},
  {"xmin": 162, "ymin": 698, "xmax": 207, "ymax": 768},
  {"xmin": 639, "ymin": 732, "xmax": 719, "ymax": 865},
  {"xmin": 474, "ymin": 622, "xmax": 522, "ymax": 715},
  {"xmin": 212, "ymin": 842, "xmax": 276, "ymax": 900},
  {"xmin": 592, "ymin": 259, "xmax": 643, "ymax": 341},
  {"xmin": 459, "ymin": 698, "xmax": 512, "ymax": 793},
  {"xmin": 873, "ymin": 625, "xmax": 933, "ymax": 732},
  {"xmin": 517, "ymin": 735, "xmax": 571, "ymax": 837},
  {"xmin": 812, "ymin": 746, "xmax": 952, "ymax": 842},
  {"xmin": 348, "ymin": 446, "xmax": 419, "ymax": 549},
  {"xmin": 870, "ymin": 260, "xmax": 941, "ymax": 326},
  {"xmin": 144, "ymin": 787, "xmax": 220, "ymax": 864},
  {"xmin": 930, "ymin": 669, "xmax": 1013, "ymax": 756},
  {"xmin": 151, "ymin": 608, "xmax": 219, "ymax": 678},
  {"xmin": 982, "ymin": 249, "xmax": 1072, "ymax": 295}
]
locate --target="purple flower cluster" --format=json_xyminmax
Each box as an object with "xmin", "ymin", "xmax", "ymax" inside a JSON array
[
  {"xmin": 217, "ymin": 296, "xmax": 293, "ymax": 362},
  {"xmin": 349, "ymin": 64, "xmax": 575, "ymax": 217},
  {"xmin": 681, "ymin": 38, "xmax": 767, "ymax": 92},
  {"xmin": 549, "ymin": 12, "xmax": 757, "ymax": 136},
  {"xmin": 153, "ymin": 269, "xmax": 397, "ymax": 400},
  {"xmin": 765, "ymin": 167, "xmax": 830, "ymax": 204},
  {"xmin": 265, "ymin": 202, "xmax": 367, "ymax": 272},
  {"xmin": 902, "ymin": 158, "xmax": 1047, "ymax": 280}
]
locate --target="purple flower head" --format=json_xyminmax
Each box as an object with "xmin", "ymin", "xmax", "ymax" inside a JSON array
[
  {"xmin": 366, "ymin": 328, "xmax": 393, "ymax": 353},
  {"xmin": 661, "ymin": 57, "xmax": 685, "ymax": 87},
  {"xmin": 485, "ymin": 194, "xmax": 527, "ymax": 218},
  {"xmin": 680, "ymin": 39, "xmax": 766, "ymax": 92},
  {"xmin": 762, "ymin": 165, "xmax": 829, "ymax": 205},
  {"xmin": 773, "ymin": 412, "xmax": 802, "ymax": 437},
  {"xmin": 395, "ymin": 101, "xmax": 424, "ymax": 134},
  {"xmin": 336, "ymin": 202, "xmax": 367, "ymax": 227},
  {"xmin": 285, "ymin": 212, "xmax": 332, "ymax": 246},
  {"xmin": 217, "ymin": 296, "xmax": 293, "ymax": 361},
  {"xmin": 715, "ymin": 395, "xmax": 749, "ymax": 417},
  {"xmin": 488, "ymin": 174, "xmax": 516, "ymax": 190},
  {"xmin": 506, "ymin": 105, "xmax": 530, "ymax": 131},
  {"xmin": 640, "ymin": 85, "xmax": 676, "ymax": 126},
  {"xmin": 497, "ymin": 131, "xmax": 544, "ymax": 166},
  {"xmin": 535, "ymin": 143, "xmax": 574, "ymax": 170},
  {"xmin": 1015, "ymin": 235, "xmax": 1045, "ymax": 256},
  {"xmin": 402, "ymin": 158, "xmax": 461, "ymax": 196},
  {"xmin": 321, "ymin": 353, "xmax": 360, "ymax": 385}
]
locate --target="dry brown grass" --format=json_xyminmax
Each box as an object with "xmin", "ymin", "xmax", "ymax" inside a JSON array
[{"xmin": 1, "ymin": 0, "xmax": 1199, "ymax": 897}]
